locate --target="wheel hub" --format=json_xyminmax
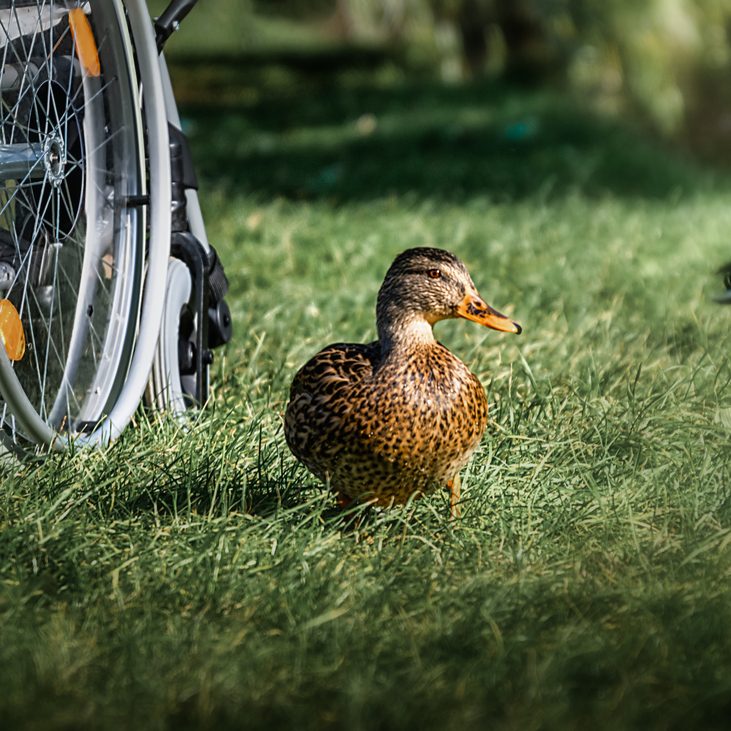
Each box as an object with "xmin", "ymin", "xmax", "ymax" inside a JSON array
[{"xmin": 43, "ymin": 135, "xmax": 66, "ymax": 187}]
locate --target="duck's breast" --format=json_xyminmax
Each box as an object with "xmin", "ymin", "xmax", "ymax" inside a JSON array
[{"xmin": 360, "ymin": 343, "xmax": 488, "ymax": 480}]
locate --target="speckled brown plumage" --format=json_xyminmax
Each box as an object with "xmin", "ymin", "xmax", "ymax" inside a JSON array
[{"xmin": 285, "ymin": 247, "xmax": 521, "ymax": 514}]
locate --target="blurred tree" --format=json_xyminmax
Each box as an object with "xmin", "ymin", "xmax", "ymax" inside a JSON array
[
  {"xmin": 495, "ymin": 0, "xmax": 552, "ymax": 79},
  {"xmin": 429, "ymin": 0, "xmax": 553, "ymax": 79}
]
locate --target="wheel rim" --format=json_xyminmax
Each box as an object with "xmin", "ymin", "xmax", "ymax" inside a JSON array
[{"xmin": 0, "ymin": 0, "xmax": 145, "ymax": 446}]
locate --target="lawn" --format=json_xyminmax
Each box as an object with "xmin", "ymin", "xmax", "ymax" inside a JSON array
[{"xmin": 2, "ymin": 65, "xmax": 731, "ymax": 729}]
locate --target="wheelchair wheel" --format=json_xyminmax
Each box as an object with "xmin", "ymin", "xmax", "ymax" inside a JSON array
[{"xmin": 0, "ymin": 0, "xmax": 159, "ymax": 449}]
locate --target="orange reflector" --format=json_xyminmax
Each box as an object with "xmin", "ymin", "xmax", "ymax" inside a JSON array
[
  {"xmin": 0, "ymin": 299, "xmax": 25, "ymax": 362},
  {"xmin": 68, "ymin": 9, "xmax": 101, "ymax": 78}
]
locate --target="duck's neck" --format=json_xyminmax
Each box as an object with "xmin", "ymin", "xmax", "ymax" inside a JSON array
[{"xmin": 377, "ymin": 309, "xmax": 437, "ymax": 355}]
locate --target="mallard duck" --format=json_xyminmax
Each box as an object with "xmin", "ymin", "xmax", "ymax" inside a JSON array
[{"xmin": 285, "ymin": 247, "xmax": 521, "ymax": 516}]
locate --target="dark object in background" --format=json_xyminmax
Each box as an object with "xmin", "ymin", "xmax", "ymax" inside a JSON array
[{"xmin": 717, "ymin": 262, "xmax": 731, "ymax": 304}]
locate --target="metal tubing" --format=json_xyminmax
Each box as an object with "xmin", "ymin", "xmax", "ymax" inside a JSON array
[
  {"xmin": 159, "ymin": 55, "xmax": 210, "ymax": 251},
  {"xmin": 154, "ymin": 0, "xmax": 199, "ymax": 50},
  {"xmin": 0, "ymin": 143, "xmax": 44, "ymax": 180}
]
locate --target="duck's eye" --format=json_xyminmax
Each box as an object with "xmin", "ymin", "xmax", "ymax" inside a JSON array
[{"xmin": 427, "ymin": 268, "xmax": 442, "ymax": 280}]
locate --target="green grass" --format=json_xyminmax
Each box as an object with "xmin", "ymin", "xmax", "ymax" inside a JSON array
[{"xmin": 3, "ymin": 73, "xmax": 731, "ymax": 730}]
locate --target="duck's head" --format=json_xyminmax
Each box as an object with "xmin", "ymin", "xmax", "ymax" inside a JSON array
[{"xmin": 376, "ymin": 247, "xmax": 521, "ymax": 346}]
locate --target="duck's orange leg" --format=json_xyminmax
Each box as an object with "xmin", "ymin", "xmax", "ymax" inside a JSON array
[{"xmin": 447, "ymin": 475, "xmax": 461, "ymax": 519}]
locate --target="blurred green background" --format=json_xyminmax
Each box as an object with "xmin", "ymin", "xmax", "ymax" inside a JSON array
[{"xmin": 150, "ymin": 0, "xmax": 731, "ymax": 162}]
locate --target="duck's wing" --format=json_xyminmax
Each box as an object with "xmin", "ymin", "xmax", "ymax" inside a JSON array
[
  {"xmin": 284, "ymin": 342, "xmax": 380, "ymax": 476},
  {"xmin": 289, "ymin": 342, "xmax": 379, "ymax": 399}
]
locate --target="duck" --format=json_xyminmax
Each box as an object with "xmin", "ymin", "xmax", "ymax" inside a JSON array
[{"xmin": 284, "ymin": 247, "xmax": 521, "ymax": 516}]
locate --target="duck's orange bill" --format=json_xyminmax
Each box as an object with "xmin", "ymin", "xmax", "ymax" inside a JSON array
[
  {"xmin": 0, "ymin": 299, "xmax": 26, "ymax": 361},
  {"xmin": 455, "ymin": 293, "xmax": 522, "ymax": 334},
  {"xmin": 68, "ymin": 8, "xmax": 101, "ymax": 78}
]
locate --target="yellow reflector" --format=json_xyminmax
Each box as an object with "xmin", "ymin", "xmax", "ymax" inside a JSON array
[
  {"xmin": 68, "ymin": 9, "xmax": 101, "ymax": 78},
  {"xmin": 0, "ymin": 299, "xmax": 25, "ymax": 362}
]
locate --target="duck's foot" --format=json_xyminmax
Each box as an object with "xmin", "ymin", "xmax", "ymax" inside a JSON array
[
  {"xmin": 327, "ymin": 493, "xmax": 379, "ymax": 534},
  {"xmin": 447, "ymin": 475, "xmax": 461, "ymax": 519},
  {"xmin": 336, "ymin": 492, "xmax": 353, "ymax": 509}
]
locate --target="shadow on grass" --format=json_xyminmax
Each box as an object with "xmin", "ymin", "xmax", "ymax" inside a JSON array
[
  {"xmin": 174, "ymin": 70, "xmax": 717, "ymax": 203},
  {"xmin": 102, "ymin": 447, "xmax": 415, "ymax": 531},
  {"xmin": 114, "ymin": 462, "xmax": 312, "ymax": 521}
]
